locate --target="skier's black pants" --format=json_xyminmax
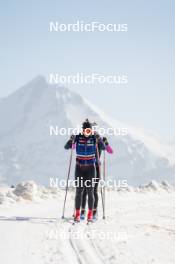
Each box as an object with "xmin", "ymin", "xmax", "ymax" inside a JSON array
[
  {"xmin": 75, "ymin": 164, "xmax": 96, "ymax": 211},
  {"xmin": 82, "ymin": 165, "xmax": 100, "ymax": 210}
]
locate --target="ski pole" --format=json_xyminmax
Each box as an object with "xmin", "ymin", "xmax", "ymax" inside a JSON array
[
  {"xmin": 96, "ymin": 139, "xmax": 105, "ymax": 219},
  {"xmin": 100, "ymin": 184, "xmax": 105, "ymax": 219},
  {"xmin": 61, "ymin": 146, "xmax": 73, "ymax": 219},
  {"xmin": 102, "ymin": 150, "xmax": 106, "ymax": 219}
]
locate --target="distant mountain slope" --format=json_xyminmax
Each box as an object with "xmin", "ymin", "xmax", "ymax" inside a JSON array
[{"xmin": 0, "ymin": 76, "xmax": 174, "ymax": 185}]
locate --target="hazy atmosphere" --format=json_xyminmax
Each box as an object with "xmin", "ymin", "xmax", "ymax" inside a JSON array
[
  {"xmin": 1, "ymin": 1, "xmax": 175, "ymax": 264},
  {"xmin": 1, "ymin": 0, "xmax": 175, "ymax": 141}
]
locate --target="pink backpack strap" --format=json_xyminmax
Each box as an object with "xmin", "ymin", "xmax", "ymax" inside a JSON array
[{"xmin": 72, "ymin": 143, "xmax": 76, "ymax": 150}]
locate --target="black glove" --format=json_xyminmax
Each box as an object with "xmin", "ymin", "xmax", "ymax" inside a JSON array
[
  {"xmin": 94, "ymin": 131, "xmax": 100, "ymax": 139},
  {"xmin": 103, "ymin": 137, "xmax": 109, "ymax": 145},
  {"xmin": 70, "ymin": 135, "xmax": 76, "ymax": 142}
]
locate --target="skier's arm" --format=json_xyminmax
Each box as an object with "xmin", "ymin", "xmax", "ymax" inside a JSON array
[
  {"xmin": 97, "ymin": 136, "xmax": 106, "ymax": 151},
  {"xmin": 64, "ymin": 135, "xmax": 76, "ymax": 149},
  {"xmin": 103, "ymin": 137, "xmax": 113, "ymax": 154},
  {"xmin": 64, "ymin": 140, "xmax": 72, "ymax": 149}
]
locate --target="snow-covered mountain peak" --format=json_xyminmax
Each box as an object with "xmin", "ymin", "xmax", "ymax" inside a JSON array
[
  {"xmin": 84, "ymin": 98, "xmax": 175, "ymax": 166},
  {"xmin": 0, "ymin": 76, "xmax": 175, "ymax": 186}
]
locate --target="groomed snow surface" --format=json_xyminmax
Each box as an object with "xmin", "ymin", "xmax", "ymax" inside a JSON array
[{"xmin": 0, "ymin": 181, "xmax": 175, "ymax": 264}]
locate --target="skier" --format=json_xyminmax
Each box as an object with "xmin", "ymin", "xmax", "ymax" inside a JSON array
[
  {"xmin": 80, "ymin": 136, "xmax": 113, "ymax": 220},
  {"xmin": 64, "ymin": 119, "xmax": 105, "ymax": 222}
]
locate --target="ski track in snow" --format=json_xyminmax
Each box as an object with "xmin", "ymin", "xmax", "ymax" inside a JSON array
[
  {"xmin": 1, "ymin": 191, "xmax": 175, "ymax": 264},
  {"xmin": 68, "ymin": 223, "xmax": 105, "ymax": 264}
]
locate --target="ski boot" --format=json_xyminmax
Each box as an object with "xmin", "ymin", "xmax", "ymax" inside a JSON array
[
  {"xmin": 80, "ymin": 209, "xmax": 86, "ymax": 220},
  {"xmin": 93, "ymin": 209, "xmax": 98, "ymax": 221},
  {"xmin": 74, "ymin": 209, "xmax": 80, "ymax": 222},
  {"xmin": 87, "ymin": 209, "xmax": 93, "ymax": 222}
]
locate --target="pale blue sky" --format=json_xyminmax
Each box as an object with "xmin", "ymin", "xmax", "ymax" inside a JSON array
[{"xmin": 0, "ymin": 0, "xmax": 175, "ymax": 141}]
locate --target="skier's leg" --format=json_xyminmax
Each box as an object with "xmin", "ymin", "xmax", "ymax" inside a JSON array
[
  {"xmin": 93, "ymin": 165, "xmax": 100, "ymax": 218},
  {"xmin": 85, "ymin": 166, "xmax": 95, "ymax": 221},
  {"xmin": 74, "ymin": 165, "xmax": 84, "ymax": 220},
  {"xmin": 81, "ymin": 187, "xmax": 87, "ymax": 211},
  {"xmin": 94, "ymin": 165, "xmax": 100, "ymax": 208},
  {"xmin": 81, "ymin": 187, "xmax": 87, "ymax": 219}
]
